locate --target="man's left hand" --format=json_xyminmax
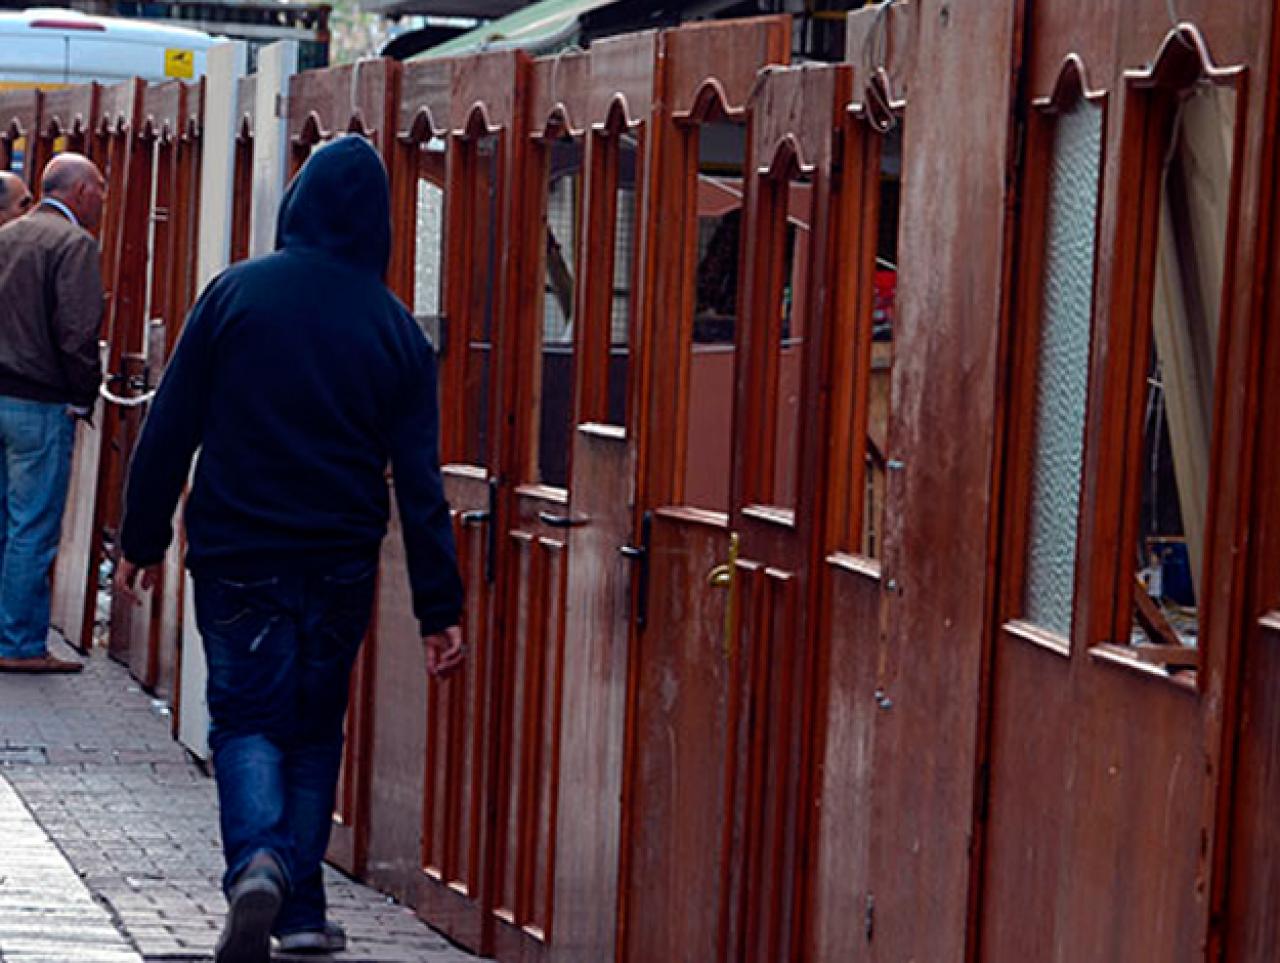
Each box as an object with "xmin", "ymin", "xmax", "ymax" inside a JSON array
[{"xmin": 114, "ymin": 559, "xmax": 159, "ymax": 605}]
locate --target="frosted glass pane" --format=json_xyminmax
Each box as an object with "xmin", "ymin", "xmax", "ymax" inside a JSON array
[
  {"xmin": 1024, "ymin": 100, "xmax": 1102, "ymax": 638},
  {"xmin": 412, "ymin": 178, "xmax": 444, "ymax": 320}
]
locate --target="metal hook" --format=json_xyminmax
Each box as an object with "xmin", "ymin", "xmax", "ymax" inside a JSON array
[{"xmin": 548, "ymin": 43, "xmax": 585, "ymax": 126}]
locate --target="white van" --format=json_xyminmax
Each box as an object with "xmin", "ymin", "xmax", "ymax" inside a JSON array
[{"xmin": 0, "ymin": 8, "xmax": 218, "ymax": 88}]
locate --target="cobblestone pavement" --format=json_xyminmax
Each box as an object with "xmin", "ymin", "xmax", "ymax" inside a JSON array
[{"xmin": 0, "ymin": 638, "xmax": 485, "ymax": 963}]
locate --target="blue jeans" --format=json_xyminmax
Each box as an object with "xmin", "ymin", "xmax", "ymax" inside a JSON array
[
  {"xmin": 0, "ymin": 397, "xmax": 75, "ymax": 659},
  {"xmin": 192, "ymin": 559, "xmax": 376, "ymax": 936}
]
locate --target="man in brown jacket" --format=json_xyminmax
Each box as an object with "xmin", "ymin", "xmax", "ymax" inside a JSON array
[{"xmin": 0, "ymin": 153, "xmax": 105, "ymax": 672}]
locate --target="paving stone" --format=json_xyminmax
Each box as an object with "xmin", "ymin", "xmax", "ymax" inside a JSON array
[{"xmin": 0, "ymin": 644, "xmax": 487, "ymax": 962}]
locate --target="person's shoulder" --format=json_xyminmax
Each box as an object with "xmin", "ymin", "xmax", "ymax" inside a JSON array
[
  {"xmin": 33, "ymin": 210, "xmax": 95, "ymax": 248},
  {"xmin": 6, "ymin": 211, "xmax": 92, "ymax": 256}
]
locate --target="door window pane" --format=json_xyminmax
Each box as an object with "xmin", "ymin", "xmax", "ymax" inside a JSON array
[
  {"xmin": 533, "ymin": 134, "xmax": 583, "ymax": 488},
  {"xmin": 464, "ymin": 133, "xmax": 499, "ymax": 468},
  {"xmin": 1131, "ymin": 83, "xmax": 1235, "ymax": 651},
  {"xmin": 860, "ymin": 125, "xmax": 901, "ymax": 558},
  {"xmin": 605, "ymin": 132, "xmax": 640, "ymax": 427},
  {"xmin": 766, "ymin": 173, "xmax": 812, "ymax": 509},
  {"xmin": 684, "ymin": 118, "xmax": 746, "ymax": 513},
  {"xmin": 413, "ymin": 136, "xmax": 447, "ymax": 344},
  {"xmin": 1023, "ymin": 99, "xmax": 1102, "ymax": 639}
]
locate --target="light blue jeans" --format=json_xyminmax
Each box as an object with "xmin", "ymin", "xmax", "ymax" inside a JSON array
[{"xmin": 0, "ymin": 397, "xmax": 75, "ymax": 659}]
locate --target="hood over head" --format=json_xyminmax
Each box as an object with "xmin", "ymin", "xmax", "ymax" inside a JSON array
[{"xmin": 275, "ymin": 134, "xmax": 390, "ymax": 273}]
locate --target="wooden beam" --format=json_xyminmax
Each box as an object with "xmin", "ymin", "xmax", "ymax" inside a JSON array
[
  {"xmin": 248, "ymin": 41, "xmax": 298, "ymax": 258},
  {"xmin": 179, "ymin": 40, "xmax": 247, "ymax": 762}
]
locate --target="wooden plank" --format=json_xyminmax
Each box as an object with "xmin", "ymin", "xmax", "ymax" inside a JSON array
[
  {"xmin": 49, "ymin": 344, "xmax": 108, "ymax": 653},
  {"xmin": 248, "ymin": 41, "xmax": 298, "ymax": 258},
  {"xmin": 179, "ymin": 40, "xmax": 248, "ymax": 762},
  {"xmin": 865, "ymin": 0, "xmax": 1020, "ymax": 959}
]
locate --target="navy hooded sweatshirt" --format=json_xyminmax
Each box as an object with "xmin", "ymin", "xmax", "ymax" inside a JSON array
[{"xmin": 120, "ymin": 135, "xmax": 462, "ymax": 636}]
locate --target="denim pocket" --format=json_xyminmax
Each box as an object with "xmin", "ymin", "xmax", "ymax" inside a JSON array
[
  {"xmin": 207, "ymin": 575, "xmax": 282, "ymax": 631},
  {"xmin": 317, "ymin": 561, "xmax": 377, "ymax": 647}
]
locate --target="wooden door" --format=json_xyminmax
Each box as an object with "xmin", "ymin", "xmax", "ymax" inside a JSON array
[
  {"xmin": 284, "ymin": 59, "xmax": 401, "ymax": 880},
  {"xmin": 724, "ymin": 63, "xmax": 848, "ymax": 963},
  {"xmin": 617, "ymin": 18, "xmax": 789, "ymax": 963},
  {"xmin": 487, "ymin": 49, "xmax": 592, "ymax": 963},
  {"xmin": 360, "ymin": 54, "xmax": 453, "ymax": 908},
  {"xmin": 1222, "ymin": 128, "xmax": 1280, "ymax": 957},
  {"xmin": 229, "ymin": 76, "xmax": 255, "ymax": 264},
  {"xmin": 979, "ymin": 8, "xmax": 1270, "ymax": 962},
  {"xmin": 805, "ymin": 9, "xmax": 911, "ymax": 957},
  {"xmin": 115, "ymin": 82, "xmax": 185, "ymax": 691},
  {"xmin": 540, "ymin": 31, "xmax": 656, "ymax": 963},
  {"xmin": 409, "ymin": 51, "xmax": 528, "ymax": 953},
  {"xmin": 96, "ymin": 81, "xmax": 156, "ymax": 668},
  {"xmin": 153, "ymin": 81, "xmax": 203, "ymax": 706}
]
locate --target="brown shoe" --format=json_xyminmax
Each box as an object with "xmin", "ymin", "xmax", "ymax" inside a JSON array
[{"xmin": 0, "ymin": 654, "xmax": 84, "ymax": 673}]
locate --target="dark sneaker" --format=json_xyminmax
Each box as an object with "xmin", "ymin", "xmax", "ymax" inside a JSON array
[
  {"xmin": 0, "ymin": 654, "xmax": 83, "ymax": 673},
  {"xmin": 216, "ymin": 853, "xmax": 285, "ymax": 963},
  {"xmin": 277, "ymin": 920, "xmax": 347, "ymax": 954}
]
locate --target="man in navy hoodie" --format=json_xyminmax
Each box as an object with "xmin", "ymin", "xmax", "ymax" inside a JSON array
[{"xmin": 116, "ymin": 135, "xmax": 464, "ymax": 963}]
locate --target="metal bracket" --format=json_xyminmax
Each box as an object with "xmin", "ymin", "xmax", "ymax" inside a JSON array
[{"xmin": 620, "ymin": 510, "xmax": 652, "ymax": 629}]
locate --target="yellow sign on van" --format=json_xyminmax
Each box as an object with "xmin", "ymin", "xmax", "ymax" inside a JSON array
[{"xmin": 164, "ymin": 48, "xmax": 194, "ymax": 79}]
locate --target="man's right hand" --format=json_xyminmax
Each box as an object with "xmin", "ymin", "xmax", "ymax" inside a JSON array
[
  {"xmin": 425, "ymin": 625, "xmax": 465, "ymax": 679},
  {"xmin": 114, "ymin": 558, "xmax": 159, "ymax": 605}
]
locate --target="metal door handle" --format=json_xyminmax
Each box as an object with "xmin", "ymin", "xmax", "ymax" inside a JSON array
[
  {"xmin": 460, "ymin": 510, "xmax": 490, "ymax": 526},
  {"xmin": 707, "ymin": 532, "xmax": 740, "ymax": 660},
  {"xmin": 538, "ymin": 511, "xmax": 590, "ymax": 528},
  {"xmin": 707, "ymin": 564, "xmax": 732, "ymax": 588}
]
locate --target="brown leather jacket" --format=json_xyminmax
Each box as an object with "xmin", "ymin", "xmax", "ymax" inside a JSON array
[{"xmin": 0, "ymin": 204, "xmax": 103, "ymax": 408}]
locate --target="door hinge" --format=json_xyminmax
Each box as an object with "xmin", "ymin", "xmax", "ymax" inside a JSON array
[{"xmin": 865, "ymin": 892, "xmax": 875, "ymax": 943}]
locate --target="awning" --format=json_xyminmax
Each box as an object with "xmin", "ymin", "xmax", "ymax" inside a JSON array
[
  {"xmin": 412, "ymin": 0, "xmax": 622, "ymax": 60},
  {"xmin": 360, "ymin": 0, "xmax": 521, "ymax": 19}
]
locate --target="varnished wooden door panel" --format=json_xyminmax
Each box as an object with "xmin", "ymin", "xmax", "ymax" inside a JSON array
[
  {"xmin": 1221, "ymin": 8, "xmax": 1280, "ymax": 949},
  {"xmin": 979, "ymin": 6, "xmax": 1273, "ymax": 963},
  {"xmin": 404, "ymin": 51, "xmax": 528, "ymax": 956},
  {"xmin": 617, "ymin": 17, "xmax": 792, "ymax": 963},
  {"xmin": 416, "ymin": 468, "xmax": 496, "ymax": 951},
  {"xmin": 121, "ymin": 84, "xmax": 186, "ymax": 691},
  {"xmin": 804, "ymin": 13, "xmax": 914, "ymax": 952},
  {"xmin": 619, "ymin": 508, "xmax": 734, "ymax": 963},
  {"xmin": 361, "ymin": 54, "xmax": 453, "ymax": 908},
  {"xmin": 723, "ymin": 62, "xmax": 848, "ymax": 963},
  {"xmin": 853, "ymin": 0, "xmax": 1017, "ymax": 957},
  {"xmin": 281, "ymin": 59, "xmax": 402, "ymax": 880},
  {"xmin": 806, "ymin": 561, "xmax": 880, "ymax": 957},
  {"xmin": 542, "ymin": 34, "xmax": 658, "ymax": 963}
]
